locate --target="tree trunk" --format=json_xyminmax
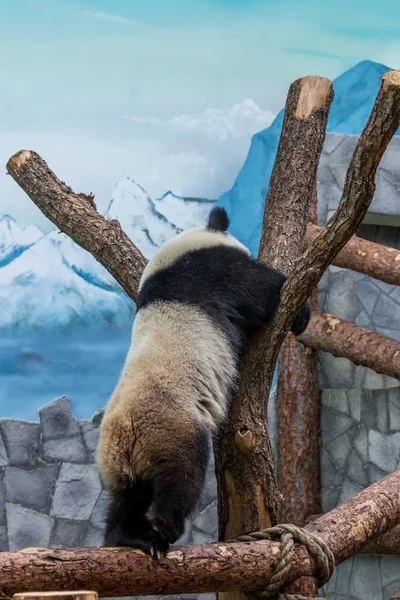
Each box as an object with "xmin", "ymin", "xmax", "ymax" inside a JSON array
[
  {"xmin": 299, "ymin": 312, "xmax": 400, "ymax": 380},
  {"xmin": 214, "ymin": 75, "xmax": 333, "ymax": 600}
]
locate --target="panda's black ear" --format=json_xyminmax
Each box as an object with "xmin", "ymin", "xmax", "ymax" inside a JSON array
[{"xmin": 207, "ymin": 207, "xmax": 230, "ymax": 232}]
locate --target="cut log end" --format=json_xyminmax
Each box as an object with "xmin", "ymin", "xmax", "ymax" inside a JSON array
[
  {"xmin": 7, "ymin": 149, "xmax": 34, "ymax": 172},
  {"xmin": 382, "ymin": 70, "xmax": 400, "ymax": 88},
  {"xmin": 294, "ymin": 75, "xmax": 333, "ymax": 119}
]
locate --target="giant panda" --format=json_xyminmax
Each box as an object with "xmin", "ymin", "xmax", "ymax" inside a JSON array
[{"xmin": 97, "ymin": 206, "xmax": 310, "ymax": 556}]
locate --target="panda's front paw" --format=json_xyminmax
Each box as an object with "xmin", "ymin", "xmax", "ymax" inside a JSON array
[{"xmin": 104, "ymin": 526, "xmax": 170, "ymax": 557}]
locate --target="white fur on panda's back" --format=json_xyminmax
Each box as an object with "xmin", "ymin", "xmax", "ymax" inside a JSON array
[
  {"xmin": 121, "ymin": 302, "xmax": 236, "ymax": 426},
  {"xmin": 139, "ymin": 225, "xmax": 251, "ymax": 290}
]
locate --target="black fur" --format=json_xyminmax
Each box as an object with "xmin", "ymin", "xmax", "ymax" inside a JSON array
[
  {"xmin": 138, "ymin": 245, "xmax": 310, "ymax": 353},
  {"xmin": 207, "ymin": 207, "xmax": 230, "ymax": 232},
  {"xmin": 104, "ymin": 426, "xmax": 210, "ymax": 555}
]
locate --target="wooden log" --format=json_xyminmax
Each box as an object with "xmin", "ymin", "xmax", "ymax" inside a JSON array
[
  {"xmin": 277, "ymin": 184, "xmax": 321, "ymax": 527},
  {"xmin": 299, "ymin": 312, "xmax": 400, "ymax": 381},
  {"xmin": 306, "ymin": 222, "xmax": 400, "ymax": 286},
  {"xmin": 6, "ymin": 151, "xmax": 146, "ymax": 302},
  {"xmin": 1, "ymin": 469, "xmax": 399, "ymax": 597}
]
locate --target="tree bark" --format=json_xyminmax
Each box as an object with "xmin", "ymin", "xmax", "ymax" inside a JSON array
[
  {"xmin": 277, "ymin": 184, "xmax": 321, "ymax": 528},
  {"xmin": 213, "ymin": 76, "xmax": 333, "ymax": 600},
  {"xmin": 299, "ymin": 312, "xmax": 400, "ymax": 380},
  {"xmin": 306, "ymin": 223, "xmax": 400, "ymax": 286},
  {"xmin": 1, "ymin": 469, "xmax": 399, "ymax": 597},
  {"xmin": 360, "ymin": 524, "xmax": 400, "ymax": 555},
  {"xmin": 6, "ymin": 151, "xmax": 146, "ymax": 302},
  {"xmin": 391, "ymin": 589, "xmax": 400, "ymax": 600}
]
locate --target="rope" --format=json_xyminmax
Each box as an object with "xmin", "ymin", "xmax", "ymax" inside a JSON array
[{"xmin": 227, "ymin": 523, "xmax": 335, "ymax": 600}]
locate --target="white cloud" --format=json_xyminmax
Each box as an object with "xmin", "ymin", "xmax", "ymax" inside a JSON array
[
  {"xmin": 123, "ymin": 99, "xmax": 275, "ymax": 142},
  {"xmin": 81, "ymin": 10, "xmax": 141, "ymax": 26}
]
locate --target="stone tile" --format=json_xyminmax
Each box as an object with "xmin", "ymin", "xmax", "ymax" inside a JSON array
[
  {"xmin": 0, "ymin": 420, "xmax": 40, "ymax": 467},
  {"xmin": 338, "ymin": 479, "xmax": 363, "ymax": 504},
  {"xmin": 367, "ymin": 463, "xmax": 389, "ymax": 486},
  {"xmin": 0, "ymin": 471, "xmax": 5, "ymax": 524},
  {"xmin": 356, "ymin": 278, "xmax": 380, "ymax": 316},
  {"xmin": 353, "ymin": 428, "xmax": 368, "ymax": 461},
  {"xmin": 373, "ymin": 294, "xmax": 400, "ymax": 329},
  {"xmin": 91, "ymin": 410, "xmax": 104, "ymax": 426},
  {"xmin": 191, "ymin": 529, "xmax": 213, "ymax": 545},
  {"xmin": 39, "ymin": 396, "xmax": 80, "ymax": 439},
  {"xmin": 192, "ymin": 501, "xmax": 217, "ymax": 536},
  {"xmin": 348, "ymin": 389, "xmax": 362, "ymax": 421},
  {"xmin": 321, "ymin": 487, "xmax": 340, "ymax": 513},
  {"xmin": 51, "ymin": 519, "xmax": 87, "ymax": 548},
  {"xmin": 5, "ymin": 464, "xmax": 59, "ymax": 511},
  {"xmin": 52, "ymin": 463, "xmax": 102, "ymax": 520},
  {"xmin": 0, "ymin": 524, "xmax": 8, "ymax": 551},
  {"xmin": 320, "ymin": 450, "xmax": 342, "ymax": 488},
  {"xmin": 91, "ymin": 490, "xmax": 109, "ymax": 529},
  {"xmin": 84, "ymin": 526, "xmax": 104, "ymax": 547},
  {"xmin": 381, "ymin": 555, "xmax": 400, "ymax": 586},
  {"xmin": 325, "ymin": 269, "xmax": 356, "ymax": 322},
  {"xmin": 0, "ymin": 431, "xmax": 8, "ymax": 466},
  {"xmin": 347, "ymin": 449, "xmax": 369, "ymax": 488},
  {"xmin": 6, "ymin": 503, "xmax": 54, "ymax": 551},
  {"xmin": 334, "ymin": 556, "xmax": 354, "ymax": 595},
  {"xmin": 43, "ymin": 436, "xmax": 87, "ymax": 463},
  {"xmin": 82, "ymin": 427, "xmax": 100, "ymax": 454},
  {"xmin": 321, "ymin": 390, "xmax": 350, "ymax": 417},
  {"xmin": 321, "ymin": 409, "xmax": 354, "ymax": 443},
  {"xmin": 349, "ymin": 555, "xmax": 383, "ymax": 600},
  {"xmin": 388, "ymin": 393, "xmax": 400, "ymax": 431},
  {"xmin": 324, "ymin": 432, "xmax": 352, "ymax": 470},
  {"xmin": 369, "ymin": 430, "xmax": 400, "ymax": 472},
  {"xmin": 361, "ymin": 389, "xmax": 379, "ymax": 430}
]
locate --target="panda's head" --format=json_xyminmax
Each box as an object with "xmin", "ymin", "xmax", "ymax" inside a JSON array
[{"xmin": 139, "ymin": 207, "xmax": 250, "ymax": 289}]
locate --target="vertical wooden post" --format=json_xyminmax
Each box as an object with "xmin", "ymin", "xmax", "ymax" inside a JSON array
[
  {"xmin": 277, "ymin": 183, "xmax": 321, "ymax": 526},
  {"xmin": 277, "ymin": 184, "xmax": 321, "ymax": 597}
]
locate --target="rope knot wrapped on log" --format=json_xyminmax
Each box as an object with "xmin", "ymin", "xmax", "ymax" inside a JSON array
[{"xmin": 228, "ymin": 524, "xmax": 335, "ymax": 600}]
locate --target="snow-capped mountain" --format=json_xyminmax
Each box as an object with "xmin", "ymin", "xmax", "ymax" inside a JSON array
[
  {"xmin": 0, "ymin": 230, "xmax": 134, "ymax": 331},
  {"xmin": 0, "ymin": 215, "xmax": 43, "ymax": 267},
  {"xmin": 0, "ymin": 182, "xmax": 214, "ymax": 331}
]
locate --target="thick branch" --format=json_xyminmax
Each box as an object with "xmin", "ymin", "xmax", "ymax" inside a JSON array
[
  {"xmin": 280, "ymin": 70, "xmax": 400, "ymax": 328},
  {"xmin": 6, "ymin": 151, "xmax": 146, "ymax": 302},
  {"xmin": 214, "ymin": 76, "xmax": 333, "ymax": 565},
  {"xmin": 1, "ymin": 470, "xmax": 399, "ymax": 597},
  {"xmin": 299, "ymin": 312, "xmax": 400, "ymax": 380},
  {"xmin": 306, "ymin": 223, "xmax": 400, "ymax": 286}
]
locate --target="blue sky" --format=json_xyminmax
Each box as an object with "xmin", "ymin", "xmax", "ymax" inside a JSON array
[{"xmin": 0, "ymin": 0, "xmax": 399, "ymax": 229}]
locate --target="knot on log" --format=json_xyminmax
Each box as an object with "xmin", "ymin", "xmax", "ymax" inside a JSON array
[
  {"xmin": 227, "ymin": 524, "xmax": 335, "ymax": 600},
  {"xmin": 234, "ymin": 429, "xmax": 256, "ymax": 454}
]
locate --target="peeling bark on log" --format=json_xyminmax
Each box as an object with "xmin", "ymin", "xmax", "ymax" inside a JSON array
[
  {"xmin": 360, "ymin": 524, "xmax": 400, "ymax": 555},
  {"xmin": 6, "ymin": 151, "xmax": 146, "ymax": 302},
  {"xmin": 306, "ymin": 222, "xmax": 400, "ymax": 286},
  {"xmin": 391, "ymin": 589, "xmax": 400, "ymax": 600},
  {"xmin": 299, "ymin": 312, "xmax": 400, "ymax": 381},
  {"xmin": 304, "ymin": 518, "xmax": 400, "ymax": 555},
  {"xmin": 1, "ymin": 470, "xmax": 399, "ymax": 597},
  {"xmin": 214, "ymin": 76, "xmax": 333, "ymax": 600}
]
